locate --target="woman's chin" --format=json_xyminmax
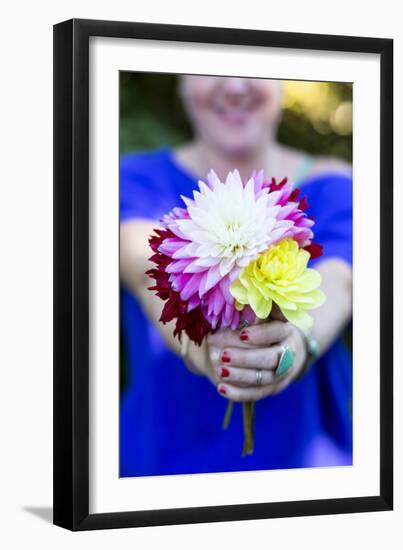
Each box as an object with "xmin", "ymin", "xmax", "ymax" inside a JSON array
[
  {"xmin": 217, "ymin": 141, "xmax": 261, "ymax": 159},
  {"xmin": 209, "ymin": 128, "xmax": 264, "ymax": 159}
]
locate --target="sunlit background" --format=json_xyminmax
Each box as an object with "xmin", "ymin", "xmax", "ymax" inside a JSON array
[{"xmin": 120, "ymin": 73, "xmax": 352, "ymax": 161}]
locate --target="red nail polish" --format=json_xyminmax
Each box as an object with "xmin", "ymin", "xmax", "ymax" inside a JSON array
[
  {"xmin": 220, "ymin": 367, "xmax": 230, "ymax": 378},
  {"xmin": 221, "ymin": 351, "xmax": 231, "ymax": 363},
  {"xmin": 219, "ymin": 386, "xmax": 227, "ymax": 395},
  {"xmin": 240, "ymin": 330, "xmax": 249, "ymax": 341}
]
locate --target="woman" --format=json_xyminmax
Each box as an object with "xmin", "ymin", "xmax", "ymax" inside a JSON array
[{"xmin": 120, "ymin": 76, "xmax": 352, "ymax": 476}]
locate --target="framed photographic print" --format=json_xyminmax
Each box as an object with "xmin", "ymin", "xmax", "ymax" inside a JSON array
[{"xmin": 53, "ymin": 18, "xmax": 393, "ymax": 530}]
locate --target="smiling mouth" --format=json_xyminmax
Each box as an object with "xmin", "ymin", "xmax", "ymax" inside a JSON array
[{"xmin": 211, "ymin": 98, "xmax": 260, "ymax": 124}]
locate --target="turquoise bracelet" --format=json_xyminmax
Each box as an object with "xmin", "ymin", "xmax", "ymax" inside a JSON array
[{"xmin": 295, "ymin": 328, "xmax": 319, "ymax": 380}]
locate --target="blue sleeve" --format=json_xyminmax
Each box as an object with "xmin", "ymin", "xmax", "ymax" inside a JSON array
[
  {"xmin": 120, "ymin": 153, "xmax": 167, "ymax": 222},
  {"xmin": 305, "ymin": 174, "xmax": 353, "ymax": 267}
]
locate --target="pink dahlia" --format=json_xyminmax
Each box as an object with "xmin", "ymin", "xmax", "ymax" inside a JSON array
[{"xmin": 252, "ymin": 171, "xmax": 321, "ymax": 253}]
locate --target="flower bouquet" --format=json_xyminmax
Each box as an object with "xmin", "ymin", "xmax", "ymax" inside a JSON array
[{"xmin": 147, "ymin": 170, "xmax": 325, "ymax": 455}]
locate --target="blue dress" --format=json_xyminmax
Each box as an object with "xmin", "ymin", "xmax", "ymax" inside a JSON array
[{"xmin": 120, "ymin": 148, "xmax": 353, "ymax": 477}]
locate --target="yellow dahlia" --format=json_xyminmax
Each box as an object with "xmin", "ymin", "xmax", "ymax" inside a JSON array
[{"xmin": 230, "ymin": 238, "xmax": 325, "ymax": 330}]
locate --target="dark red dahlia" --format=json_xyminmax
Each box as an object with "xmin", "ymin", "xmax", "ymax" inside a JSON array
[
  {"xmin": 298, "ymin": 196, "xmax": 309, "ymax": 211},
  {"xmin": 146, "ymin": 230, "xmax": 212, "ymax": 345},
  {"xmin": 268, "ymin": 176, "xmax": 288, "ymax": 192},
  {"xmin": 303, "ymin": 242, "xmax": 324, "ymax": 259}
]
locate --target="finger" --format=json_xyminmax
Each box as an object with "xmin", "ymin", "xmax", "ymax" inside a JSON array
[
  {"xmin": 215, "ymin": 364, "xmax": 275, "ymax": 386},
  {"xmin": 208, "ymin": 345, "xmax": 221, "ymax": 367},
  {"xmin": 217, "ymin": 363, "xmax": 297, "ymax": 400},
  {"xmin": 207, "ymin": 321, "xmax": 292, "ymax": 349},
  {"xmin": 207, "ymin": 328, "xmax": 254, "ymax": 349},
  {"xmin": 271, "ymin": 374, "xmax": 295, "ymax": 394},
  {"xmin": 238, "ymin": 321, "xmax": 293, "ymax": 347},
  {"xmin": 217, "ymin": 382, "xmax": 277, "ymax": 402},
  {"xmin": 218, "ymin": 345, "xmax": 283, "ymax": 370}
]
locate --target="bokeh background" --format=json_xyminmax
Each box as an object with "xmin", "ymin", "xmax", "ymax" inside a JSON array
[{"xmin": 120, "ymin": 72, "xmax": 353, "ymax": 161}]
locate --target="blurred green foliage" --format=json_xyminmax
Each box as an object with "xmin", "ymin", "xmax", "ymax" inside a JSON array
[
  {"xmin": 120, "ymin": 72, "xmax": 192, "ymax": 153},
  {"xmin": 120, "ymin": 72, "xmax": 352, "ymax": 161}
]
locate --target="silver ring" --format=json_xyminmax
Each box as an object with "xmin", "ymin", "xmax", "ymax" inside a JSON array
[{"xmin": 255, "ymin": 368, "xmax": 263, "ymax": 386}]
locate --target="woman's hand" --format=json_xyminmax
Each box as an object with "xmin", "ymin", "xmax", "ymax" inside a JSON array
[{"xmin": 199, "ymin": 321, "xmax": 307, "ymax": 402}]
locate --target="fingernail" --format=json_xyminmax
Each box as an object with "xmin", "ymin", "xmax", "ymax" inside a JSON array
[
  {"xmin": 221, "ymin": 351, "xmax": 231, "ymax": 363},
  {"xmin": 240, "ymin": 330, "xmax": 249, "ymax": 341},
  {"xmin": 218, "ymin": 386, "xmax": 227, "ymax": 395},
  {"xmin": 220, "ymin": 367, "xmax": 230, "ymax": 378}
]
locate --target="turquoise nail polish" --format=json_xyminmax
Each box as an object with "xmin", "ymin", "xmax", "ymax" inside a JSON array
[{"xmin": 275, "ymin": 346, "xmax": 295, "ymax": 377}]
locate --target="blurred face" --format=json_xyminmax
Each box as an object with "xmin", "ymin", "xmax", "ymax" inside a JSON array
[{"xmin": 180, "ymin": 76, "xmax": 283, "ymax": 157}]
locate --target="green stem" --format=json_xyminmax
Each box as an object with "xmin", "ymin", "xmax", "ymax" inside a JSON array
[
  {"xmin": 222, "ymin": 400, "xmax": 234, "ymax": 429},
  {"xmin": 242, "ymin": 401, "xmax": 255, "ymax": 456}
]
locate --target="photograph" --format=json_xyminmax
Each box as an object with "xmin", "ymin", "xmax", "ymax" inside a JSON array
[{"xmin": 119, "ymin": 72, "xmax": 353, "ymax": 478}]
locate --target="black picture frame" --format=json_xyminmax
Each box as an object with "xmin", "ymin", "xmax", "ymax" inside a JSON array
[{"xmin": 53, "ymin": 18, "xmax": 393, "ymax": 531}]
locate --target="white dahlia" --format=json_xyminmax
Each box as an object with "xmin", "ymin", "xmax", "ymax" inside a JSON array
[{"xmin": 173, "ymin": 170, "xmax": 291, "ymax": 277}]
